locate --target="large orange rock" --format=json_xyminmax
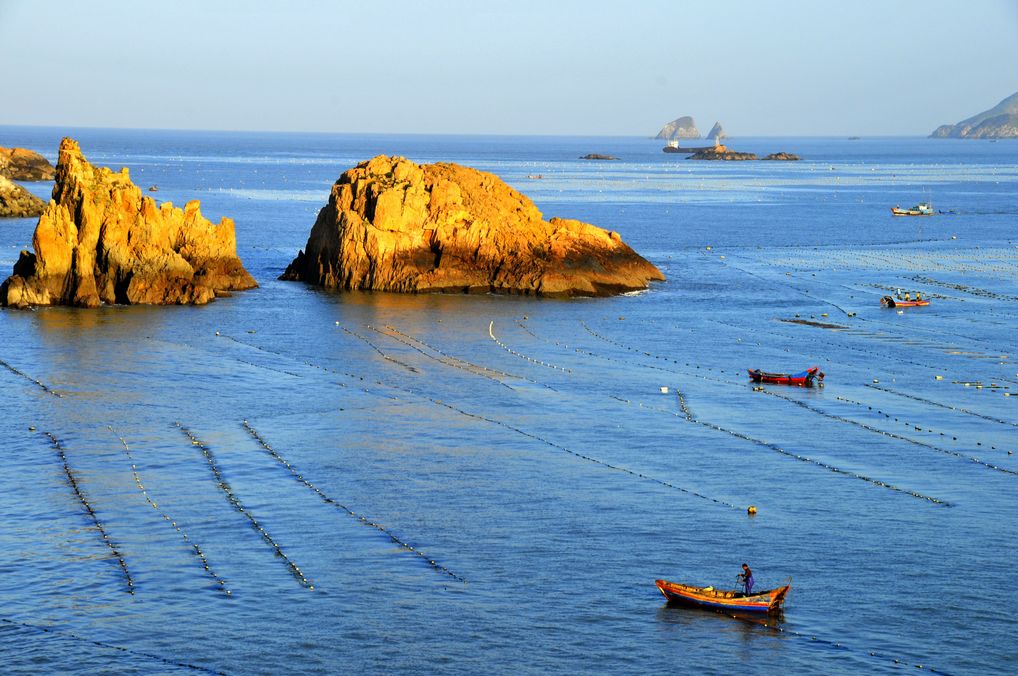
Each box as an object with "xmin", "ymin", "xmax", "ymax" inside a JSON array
[
  {"xmin": 1, "ymin": 138, "xmax": 257, "ymax": 308},
  {"xmin": 281, "ymin": 155, "xmax": 664, "ymax": 297}
]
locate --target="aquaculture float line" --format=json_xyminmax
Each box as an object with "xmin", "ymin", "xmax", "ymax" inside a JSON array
[
  {"xmin": 0, "ymin": 617, "xmax": 226, "ymax": 675},
  {"xmin": 867, "ymin": 383, "xmax": 1018, "ymax": 428},
  {"xmin": 219, "ymin": 334, "xmax": 399, "ymax": 402},
  {"xmin": 672, "ymin": 393, "xmax": 951, "ymax": 507},
  {"xmin": 765, "ymin": 390, "xmax": 1018, "ymax": 478},
  {"xmin": 241, "ymin": 421, "xmax": 466, "ymax": 584},
  {"xmin": 175, "ymin": 422, "xmax": 314, "ymax": 590},
  {"xmin": 834, "ymin": 395, "xmax": 1015, "ymax": 457},
  {"xmin": 108, "ymin": 426, "xmax": 231, "ymax": 595},
  {"xmin": 488, "ymin": 321, "xmax": 572, "ymax": 372},
  {"xmin": 42, "ymin": 432, "xmax": 134, "ymax": 593},
  {"xmin": 685, "ymin": 608, "xmax": 948, "ymax": 674},
  {"xmin": 372, "ymin": 324, "xmax": 547, "ymax": 390},
  {"xmin": 416, "ymin": 391, "xmax": 742, "ymax": 511},
  {"xmin": 1, "ymin": 358, "xmax": 62, "ymax": 397},
  {"xmin": 341, "ymin": 326, "xmax": 421, "ymax": 374}
]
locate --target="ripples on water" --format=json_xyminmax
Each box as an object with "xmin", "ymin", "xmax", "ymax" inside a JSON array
[{"xmin": 0, "ymin": 129, "xmax": 1016, "ymax": 674}]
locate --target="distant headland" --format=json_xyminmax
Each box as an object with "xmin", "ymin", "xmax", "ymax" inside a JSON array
[{"xmin": 930, "ymin": 91, "xmax": 1018, "ymax": 139}]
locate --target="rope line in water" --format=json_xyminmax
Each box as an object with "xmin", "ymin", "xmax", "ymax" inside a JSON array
[
  {"xmin": 0, "ymin": 617, "xmax": 226, "ymax": 674},
  {"xmin": 670, "ymin": 393, "xmax": 951, "ymax": 506},
  {"xmin": 1, "ymin": 358, "xmax": 62, "ymax": 397},
  {"xmin": 677, "ymin": 607, "xmax": 948, "ymax": 674},
  {"xmin": 341, "ymin": 326, "xmax": 421, "ymax": 374},
  {"xmin": 416, "ymin": 392, "xmax": 742, "ymax": 510},
  {"xmin": 373, "ymin": 324, "xmax": 551, "ymax": 390},
  {"xmin": 867, "ymin": 383, "xmax": 1018, "ymax": 428},
  {"xmin": 108, "ymin": 426, "xmax": 231, "ymax": 595},
  {"xmin": 42, "ymin": 432, "xmax": 135, "ymax": 593},
  {"xmin": 764, "ymin": 390, "xmax": 1018, "ymax": 478},
  {"xmin": 175, "ymin": 423, "xmax": 314, "ymax": 590},
  {"xmin": 241, "ymin": 421, "xmax": 466, "ymax": 583},
  {"xmin": 488, "ymin": 321, "xmax": 572, "ymax": 372}
]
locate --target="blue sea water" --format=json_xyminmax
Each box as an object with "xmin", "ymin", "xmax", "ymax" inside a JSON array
[{"xmin": 0, "ymin": 127, "xmax": 1016, "ymax": 674}]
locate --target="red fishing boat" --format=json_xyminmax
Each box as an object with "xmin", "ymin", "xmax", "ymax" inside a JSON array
[
  {"xmin": 747, "ymin": 366, "xmax": 823, "ymax": 386},
  {"xmin": 655, "ymin": 579, "xmax": 791, "ymax": 614},
  {"xmin": 881, "ymin": 294, "xmax": 930, "ymax": 308}
]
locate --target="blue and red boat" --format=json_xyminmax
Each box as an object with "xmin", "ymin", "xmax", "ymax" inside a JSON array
[
  {"xmin": 748, "ymin": 366, "xmax": 823, "ymax": 387},
  {"xmin": 655, "ymin": 579, "xmax": 791, "ymax": 614}
]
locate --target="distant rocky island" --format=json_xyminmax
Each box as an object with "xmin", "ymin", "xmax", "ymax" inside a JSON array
[
  {"xmin": 706, "ymin": 122, "xmax": 726, "ymax": 141},
  {"xmin": 0, "ymin": 146, "xmax": 56, "ymax": 181},
  {"xmin": 1, "ymin": 138, "xmax": 257, "ymax": 308},
  {"xmin": 655, "ymin": 116, "xmax": 700, "ymax": 139},
  {"xmin": 0, "ymin": 175, "xmax": 45, "ymax": 218},
  {"xmin": 281, "ymin": 155, "xmax": 664, "ymax": 297},
  {"xmin": 762, "ymin": 152, "xmax": 800, "ymax": 161},
  {"xmin": 688, "ymin": 147, "xmax": 756, "ymax": 160},
  {"xmin": 579, "ymin": 153, "xmax": 618, "ymax": 160},
  {"xmin": 930, "ymin": 91, "xmax": 1018, "ymax": 139}
]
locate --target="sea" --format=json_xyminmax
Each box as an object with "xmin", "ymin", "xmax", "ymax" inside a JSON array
[{"xmin": 0, "ymin": 128, "xmax": 1016, "ymax": 675}]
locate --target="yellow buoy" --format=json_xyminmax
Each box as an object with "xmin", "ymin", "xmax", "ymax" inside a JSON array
[{"xmin": 747, "ymin": 505, "xmax": 758, "ymax": 515}]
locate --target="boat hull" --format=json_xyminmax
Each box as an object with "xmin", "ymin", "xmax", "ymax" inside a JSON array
[
  {"xmin": 748, "ymin": 367, "xmax": 821, "ymax": 386},
  {"xmin": 655, "ymin": 579, "xmax": 790, "ymax": 614},
  {"xmin": 881, "ymin": 295, "xmax": 930, "ymax": 308}
]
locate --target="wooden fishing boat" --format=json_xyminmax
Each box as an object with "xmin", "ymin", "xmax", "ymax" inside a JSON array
[
  {"xmin": 655, "ymin": 579, "xmax": 791, "ymax": 614},
  {"xmin": 747, "ymin": 366, "xmax": 823, "ymax": 386},
  {"xmin": 891, "ymin": 201, "xmax": 933, "ymax": 216},
  {"xmin": 881, "ymin": 295, "xmax": 930, "ymax": 308}
]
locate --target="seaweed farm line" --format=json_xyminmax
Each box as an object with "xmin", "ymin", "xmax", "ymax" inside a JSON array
[{"xmin": 1, "ymin": 131, "xmax": 1016, "ymax": 674}]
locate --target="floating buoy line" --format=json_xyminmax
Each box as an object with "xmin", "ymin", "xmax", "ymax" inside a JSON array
[
  {"xmin": 678, "ymin": 608, "xmax": 947, "ymax": 674},
  {"xmin": 375, "ymin": 324, "xmax": 553, "ymax": 390},
  {"xmin": 419, "ymin": 392, "xmax": 742, "ymax": 510},
  {"xmin": 220, "ymin": 334, "xmax": 399, "ymax": 402},
  {"xmin": 761, "ymin": 390, "xmax": 1016, "ymax": 479},
  {"xmin": 340, "ymin": 326, "xmax": 421, "ymax": 374},
  {"xmin": 1, "ymin": 358, "xmax": 62, "ymax": 397},
  {"xmin": 241, "ymin": 421, "xmax": 466, "ymax": 583},
  {"xmin": 488, "ymin": 321, "xmax": 573, "ymax": 373},
  {"xmin": 108, "ymin": 426, "xmax": 231, "ymax": 595},
  {"xmin": 867, "ymin": 383, "xmax": 1018, "ymax": 428},
  {"xmin": 42, "ymin": 431, "xmax": 134, "ymax": 593},
  {"xmin": 668, "ymin": 391, "xmax": 950, "ymax": 506},
  {"xmin": 0, "ymin": 617, "xmax": 226, "ymax": 674},
  {"xmin": 175, "ymin": 423, "xmax": 314, "ymax": 590}
]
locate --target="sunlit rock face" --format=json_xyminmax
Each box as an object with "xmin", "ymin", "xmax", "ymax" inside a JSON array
[
  {"xmin": 1, "ymin": 138, "xmax": 257, "ymax": 308},
  {"xmin": 281, "ymin": 155, "xmax": 665, "ymax": 298}
]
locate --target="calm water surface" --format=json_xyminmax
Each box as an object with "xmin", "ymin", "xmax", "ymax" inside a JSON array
[{"xmin": 1, "ymin": 128, "xmax": 1016, "ymax": 674}]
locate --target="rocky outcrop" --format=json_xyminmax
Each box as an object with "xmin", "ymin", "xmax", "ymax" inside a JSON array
[
  {"xmin": 655, "ymin": 116, "xmax": 700, "ymax": 139},
  {"xmin": 1, "ymin": 138, "xmax": 257, "ymax": 308},
  {"xmin": 281, "ymin": 155, "xmax": 664, "ymax": 298},
  {"xmin": 579, "ymin": 153, "xmax": 618, "ymax": 160},
  {"xmin": 0, "ymin": 176, "xmax": 45, "ymax": 218},
  {"xmin": 688, "ymin": 147, "xmax": 757, "ymax": 160},
  {"xmin": 930, "ymin": 92, "xmax": 1018, "ymax": 138},
  {"xmin": 762, "ymin": 152, "xmax": 800, "ymax": 161},
  {"xmin": 0, "ymin": 147, "xmax": 56, "ymax": 181},
  {"xmin": 706, "ymin": 122, "xmax": 726, "ymax": 140}
]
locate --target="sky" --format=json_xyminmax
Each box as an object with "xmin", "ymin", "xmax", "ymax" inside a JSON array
[{"xmin": 2, "ymin": 0, "xmax": 1017, "ymax": 136}]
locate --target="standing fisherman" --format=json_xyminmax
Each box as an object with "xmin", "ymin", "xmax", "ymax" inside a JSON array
[{"xmin": 737, "ymin": 563, "xmax": 754, "ymax": 595}]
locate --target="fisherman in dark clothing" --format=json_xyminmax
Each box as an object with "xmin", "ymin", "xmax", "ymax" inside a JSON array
[{"xmin": 737, "ymin": 563, "xmax": 754, "ymax": 595}]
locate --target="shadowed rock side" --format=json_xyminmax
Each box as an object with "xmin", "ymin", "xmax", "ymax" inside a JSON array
[
  {"xmin": 1, "ymin": 138, "xmax": 257, "ymax": 308},
  {"xmin": 0, "ymin": 147, "xmax": 56, "ymax": 181},
  {"xmin": 281, "ymin": 155, "xmax": 665, "ymax": 297},
  {"xmin": 0, "ymin": 176, "xmax": 45, "ymax": 218}
]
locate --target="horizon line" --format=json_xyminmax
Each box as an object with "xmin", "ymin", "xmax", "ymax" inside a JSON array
[{"xmin": 0, "ymin": 122, "xmax": 944, "ymax": 140}]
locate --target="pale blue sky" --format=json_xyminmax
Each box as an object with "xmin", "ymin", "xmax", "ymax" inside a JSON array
[{"xmin": 2, "ymin": 0, "xmax": 1016, "ymax": 136}]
